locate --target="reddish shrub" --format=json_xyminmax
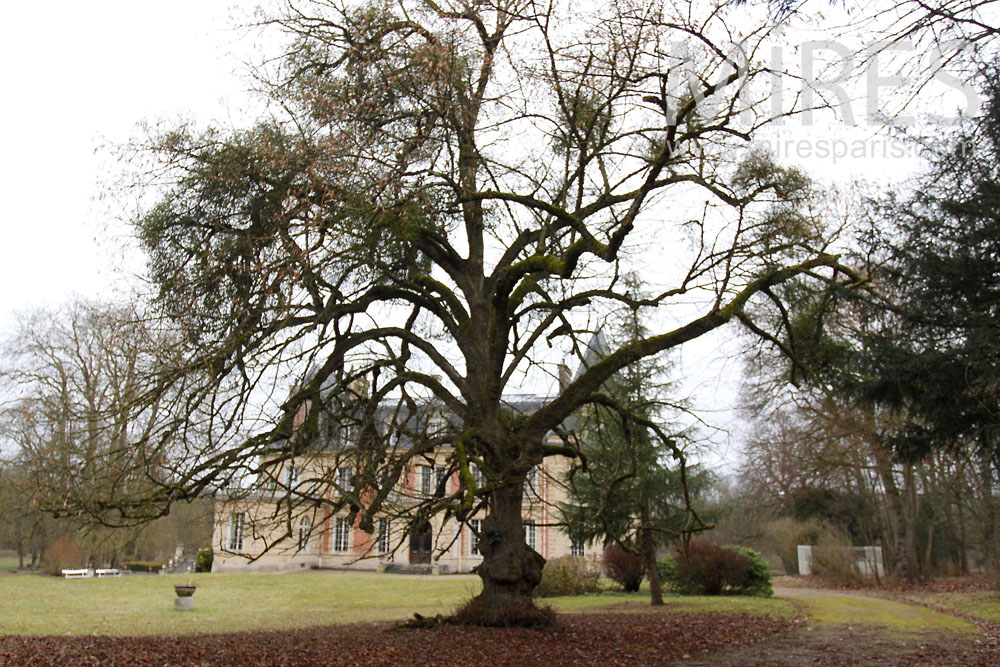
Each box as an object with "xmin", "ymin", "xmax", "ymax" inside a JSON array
[
  {"xmin": 674, "ymin": 539, "xmax": 750, "ymax": 595},
  {"xmin": 40, "ymin": 537, "xmax": 84, "ymax": 576},
  {"xmin": 603, "ymin": 544, "xmax": 645, "ymax": 593}
]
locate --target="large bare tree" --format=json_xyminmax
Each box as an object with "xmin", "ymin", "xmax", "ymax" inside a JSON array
[
  {"xmin": 57, "ymin": 0, "xmax": 861, "ymax": 623},
  {"xmin": 0, "ymin": 301, "xmax": 176, "ymax": 523}
]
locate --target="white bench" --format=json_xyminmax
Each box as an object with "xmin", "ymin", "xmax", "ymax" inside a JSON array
[
  {"xmin": 61, "ymin": 569, "xmax": 90, "ymax": 578},
  {"xmin": 95, "ymin": 569, "xmax": 120, "ymax": 577}
]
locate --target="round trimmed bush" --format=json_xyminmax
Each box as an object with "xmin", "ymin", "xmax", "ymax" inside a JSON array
[
  {"xmin": 674, "ymin": 539, "xmax": 749, "ymax": 595},
  {"xmin": 535, "ymin": 556, "xmax": 601, "ymax": 597},
  {"xmin": 196, "ymin": 547, "xmax": 214, "ymax": 573},
  {"xmin": 669, "ymin": 540, "xmax": 772, "ymax": 597},
  {"xmin": 656, "ymin": 555, "xmax": 680, "ymax": 591},
  {"xmin": 603, "ymin": 544, "xmax": 644, "ymax": 593},
  {"xmin": 726, "ymin": 545, "xmax": 773, "ymax": 597}
]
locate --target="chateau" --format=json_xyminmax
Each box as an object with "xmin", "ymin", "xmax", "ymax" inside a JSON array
[{"xmin": 210, "ymin": 394, "xmax": 591, "ymax": 573}]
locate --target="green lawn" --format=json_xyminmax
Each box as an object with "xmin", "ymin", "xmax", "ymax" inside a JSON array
[
  {"xmin": 0, "ymin": 571, "xmax": 479, "ymax": 636},
  {"xmin": 0, "ymin": 571, "xmax": 792, "ymax": 637},
  {"xmin": 0, "ymin": 551, "xmax": 20, "ymax": 574},
  {"xmin": 779, "ymin": 590, "xmax": 977, "ymax": 636},
  {"xmin": 917, "ymin": 592, "xmax": 1000, "ymax": 623}
]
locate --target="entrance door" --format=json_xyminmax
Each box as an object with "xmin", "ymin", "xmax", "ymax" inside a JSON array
[{"xmin": 410, "ymin": 522, "xmax": 432, "ymax": 564}]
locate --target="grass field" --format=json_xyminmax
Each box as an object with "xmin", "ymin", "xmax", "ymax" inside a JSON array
[
  {"xmin": 0, "ymin": 570, "xmax": 980, "ymax": 640},
  {"xmin": 0, "ymin": 570, "xmax": 795, "ymax": 637},
  {"xmin": 917, "ymin": 591, "xmax": 1000, "ymax": 623},
  {"xmin": 0, "ymin": 551, "xmax": 19, "ymax": 574},
  {"xmin": 781, "ymin": 591, "xmax": 975, "ymax": 636}
]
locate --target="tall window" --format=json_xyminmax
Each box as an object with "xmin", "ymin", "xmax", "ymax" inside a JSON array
[
  {"xmin": 524, "ymin": 466, "xmax": 537, "ymax": 496},
  {"xmin": 524, "ymin": 520, "xmax": 536, "ymax": 551},
  {"xmin": 287, "ymin": 465, "xmax": 299, "ymax": 489},
  {"xmin": 336, "ymin": 467, "xmax": 352, "ymax": 491},
  {"xmin": 298, "ymin": 517, "xmax": 311, "ymax": 552},
  {"xmin": 228, "ymin": 512, "xmax": 245, "ymax": 552},
  {"xmin": 387, "ymin": 476, "xmax": 402, "ymax": 504},
  {"xmin": 469, "ymin": 519, "xmax": 482, "ymax": 556},
  {"xmin": 470, "ymin": 465, "xmax": 485, "ymax": 488},
  {"xmin": 420, "ymin": 465, "xmax": 434, "ymax": 496},
  {"xmin": 376, "ymin": 519, "xmax": 390, "ymax": 555},
  {"xmin": 333, "ymin": 517, "xmax": 350, "ymax": 553},
  {"xmin": 570, "ymin": 539, "xmax": 585, "ymax": 558}
]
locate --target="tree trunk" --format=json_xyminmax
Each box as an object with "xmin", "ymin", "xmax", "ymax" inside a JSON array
[
  {"xmin": 872, "ymin": 443, "xmax": 916, "ymax": 582},
  {"xmin": 979, "ymin": 454, "xmax": 999, "ymax": 572},
  {"xmin": 468, "ymin": 483, "xmax": 547, "ymax": 626},
  {"xmin": 639, "ymin": 525, "xmax": 663, "ymax": 605},
  {"xmin": 957, "ymin": 500, "xmax": 970, "ymax": 575},
  {"xmin": 923, "ymin": 521, "xmax": 935, "ymax": 576},
  {"xmin": 904, "ymin": 463, "xmax": 922, "ymax": 581},
  {"xmin": 637, "ymin": 499, "xmax": 663, "ymax": 605}
]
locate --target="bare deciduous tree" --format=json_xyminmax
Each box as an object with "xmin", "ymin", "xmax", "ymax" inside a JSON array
[{"xmin": 47, "ymin": 0, "xmax": 861, "ymax": 623}]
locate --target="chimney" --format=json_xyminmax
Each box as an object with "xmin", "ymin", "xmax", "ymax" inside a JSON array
[{"xmin": 558, "ymin": 363, "xmax": 571, "ymax": 392}]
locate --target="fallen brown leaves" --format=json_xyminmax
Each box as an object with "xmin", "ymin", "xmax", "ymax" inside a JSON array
[
  {"xmin": 685, "ymin": 624, "xmax": 1000, "ymax": 667},
  {"xmin": 0, "ymin": 612, "xmax": 796, "ymax": 666}
]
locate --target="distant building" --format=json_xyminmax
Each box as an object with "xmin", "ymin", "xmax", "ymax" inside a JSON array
[{"xmin": 211, "ymin": 377, "xmax": 603, "ymax": 573}]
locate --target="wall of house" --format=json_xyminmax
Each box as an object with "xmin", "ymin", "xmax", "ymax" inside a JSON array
[{"xmin": 210, "ymin": 450, "xmax": 587, "ymax": 573}]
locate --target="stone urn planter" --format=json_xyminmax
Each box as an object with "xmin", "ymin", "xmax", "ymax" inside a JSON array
[{"xmin": 174, "ymin": 584, "xmax": 197, "ymax": 610}]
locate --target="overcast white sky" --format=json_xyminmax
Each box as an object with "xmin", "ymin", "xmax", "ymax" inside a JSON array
[{"xmin": 0, "ymin": 2, "xmax": 250, "ymax": 327}]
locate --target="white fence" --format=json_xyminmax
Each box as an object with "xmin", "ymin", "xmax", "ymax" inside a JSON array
[{"xmin": 797, "ymin": 545, "xmax": 885, "ymax": 578}]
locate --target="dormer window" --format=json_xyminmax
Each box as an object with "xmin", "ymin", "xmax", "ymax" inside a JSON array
[{"xmin": 427, "ymin": 413, "xmax": 447, "ymax": 434}]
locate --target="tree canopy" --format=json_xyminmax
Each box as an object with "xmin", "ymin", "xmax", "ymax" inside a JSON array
[
  {"xmin": 20, "ymin": 0, "xmax": 863, "ymax": 622},
  {"xmin": 855, "ymin": 65, "xmax": 1000, "ymax": 462}
]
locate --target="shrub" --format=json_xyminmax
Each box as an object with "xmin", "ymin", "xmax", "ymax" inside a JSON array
[
  {"xmin": 987, "ymin": 565, "xmax": 1000, "ymax": 592},
  {"xmin": 762, "ymin": 517, "xmax": 825, "ymax": 575},
  {"xmin": 196, "ymin": 547, "xmax": 214, "ymax": 573},
  {"xmin": 123, "ymin": 561, "xmax": 163, "ymax": 573},
  {"xmin": 40, "ymin": 537, "xmax": 84, "ymax": 576},
  {"xmin": 535, "ymin": 556, "xmax": 601, "ymax": 597},
  {"xmin": 810, "ymin": 530, "xmax": 863, "ymax": 586},
  {"xmin": 673, "ymin": 539, "xmax": 749, "ymax": 595},
  {"xmin": 727, "ymin": 545, "xmax": 773, "ymax": 597},
  {"xmin": 603, "ymin": 544, "xmax": 644, "ymax": 592},
  {"xmin": 656, "ymin": 555, "xmax": 680, "ymax": 591}
]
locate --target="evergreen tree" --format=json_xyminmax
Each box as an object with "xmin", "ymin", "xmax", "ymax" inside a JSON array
[
  {"xmin": 862, "ymin": 66, "xmax": 1000, "ymax": 462},
  {"xmin": 559, "ymin": 312, "xmax": 712, "ymax": 604}
]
